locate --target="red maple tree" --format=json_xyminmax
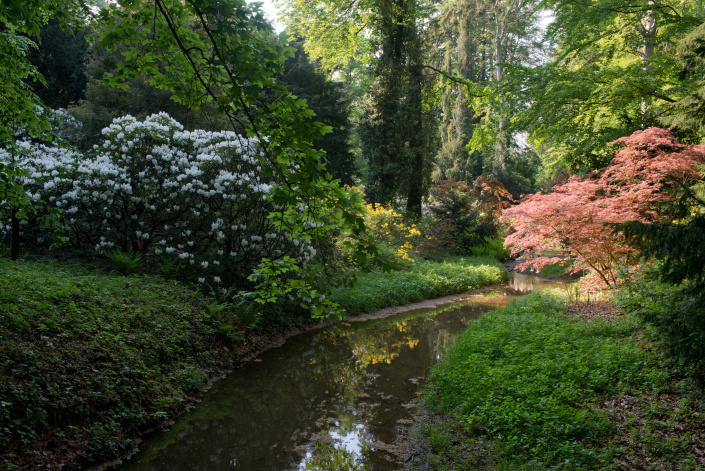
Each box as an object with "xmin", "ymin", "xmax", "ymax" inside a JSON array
[{"xmin": 501, "ymin": 128, "xmax": 705, "ymax": 289}]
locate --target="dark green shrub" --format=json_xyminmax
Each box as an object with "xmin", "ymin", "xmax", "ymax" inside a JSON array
[
  {"xmin": 615, "ymin": 268, "xmax": 705, "ymax": 375},
  {"xmin": 427, "ymin": 178, "xmax": 512, "ymax": 255}
]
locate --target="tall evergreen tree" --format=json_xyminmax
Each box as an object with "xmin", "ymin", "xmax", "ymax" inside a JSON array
[
  {"xmin": 429, "ymin": 0, "xmax": 543, "ymax": 195},
  {"xmin": 430, "ymin": 0, "xmax": 492, "ymax": 183},
  {"xmin": 277, "ymin": 41, "xmax": 358, "ymax": 185},
  {"xmin": 359, "ymin": 0, "xmax": 434, "ymax": 216},
  {"xmin": 661, "ymin": 22, "xmax": 705, "ymax": 137},
  {"xmin": 282, "ymin": 0, "xmax": 435, "ymax": 218},
  {"xmin": 26, "ymin": 19, "xmax": 89, "ymax": 109}
]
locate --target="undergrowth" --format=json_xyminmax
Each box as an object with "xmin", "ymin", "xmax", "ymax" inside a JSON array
[
  {"xmin": 0, "ymin": 255, "xmax": 305, "ymax": 469},
  {"xmin": 469, "ymin": 237, "xmax": 511, "ymax": 260},
  {"xmin": 413, "ymin": 292, "xmax": 704, "ymax": 470},
  {"xmin": 329, "ymin": 256, "xmax": 507, "ymax": 314}
]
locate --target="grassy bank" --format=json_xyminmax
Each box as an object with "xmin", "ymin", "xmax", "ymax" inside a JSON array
[
  {"xmin": 412, "ymin": 292, "xmax": 705, "ymax": 470},
  {"xmin": 0, "ymin": 253, "xmax": 507, "ymax": 469},
  {"xmin": 328, "ymin": 256, "xmax": 507, "ymax": 314},
  {"xmin": 0, "ymin": 256, "xmax": 308, "ymax": 469}
]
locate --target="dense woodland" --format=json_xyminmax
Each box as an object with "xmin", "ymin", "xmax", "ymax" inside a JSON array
[{"xmin": 2, "ymin": 0, "xmax": 705, "ymax": 469}]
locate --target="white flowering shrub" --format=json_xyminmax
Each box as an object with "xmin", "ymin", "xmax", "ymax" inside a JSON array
[{"xmin": 1, "ymin": 113, "xmax": 330, "ymax": 304}]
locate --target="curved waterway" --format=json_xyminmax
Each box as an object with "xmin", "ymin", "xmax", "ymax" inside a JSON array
[{"xmin": 116, "ymin": 272, "xmax": 562, "ymax": 471}]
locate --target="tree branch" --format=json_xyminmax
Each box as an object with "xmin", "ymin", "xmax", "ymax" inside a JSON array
[{"xmin": 422, "ymin": 64, "xmax": 486, "ymax": 97}]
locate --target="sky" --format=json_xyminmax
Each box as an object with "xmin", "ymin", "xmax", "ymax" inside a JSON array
[{"xmin": 247, "ymin": 0, "xmax": 285, "ymax": 33}]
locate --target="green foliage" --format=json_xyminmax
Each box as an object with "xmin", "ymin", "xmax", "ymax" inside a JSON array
[
  {"xmin": 509, "ymin": 0, "xmax": 703, "ymax": 172},
  {"xmin": 285, "ymin": 0, "xmax": 436, "ymax": 215},
  {"xmin": 428, "ymin": 180, "xmax": 495, "ymax": 252},
  {"xmin": 615, "ymin": 268, "xmax": 705, "ymax": 377},
  {"xmin": 0, "ymin": 0, "xmax": 88, "ymax": 147},
  {"xmin": 329, "ymin": 256, "xmax": 506, "ymax": 313},
  {"xmin": 0, "ymin": 256, "xmax": 256, "ymax": 468},
  {"xmin": 618, "ymin": 160, "xmax": 705, "ymax": 297},
  {"xmin": 0, "ymin": 163, "xmax": 32, "ymax": 212},
  {"xmin": 360, "ymin": 0, "xmax": 435, "ymax": 217},
  {"xmin": 107, "ymin": 248, "xmax": 143, "ymax": 275},
  {"xmin": 68, "ymin": 40, "xmax": 229, "ymax": 151},
  {"xmin": 419, "ymin": 292, "xmax": 669, "ymax": 469},
  {"xmin": 275, "ymin": 40, "xmax": 357, "ymax": 185},
  {"xmin": 26, "ymin": 19, "xmax": 88, "ymax": 109},
  {"xmin": 622, "ymin": 212, "xmax": 705, "ymax": 295},
  {"xmin": 661, "ymin": 23, "xmax": 705, "ymax": 135},
  {"xmin": 615, "ymin": 162, "xmax": 705, "ymax": 370},
  {"xmin": 430, "ymin": 0, "xmax": 544, "ymax": 196},
  {"xmin": 469, "ymin": 237, "xmax": 510, "ymax": 260},
  {"xmin": 539, "ymin": 261, "xmax": 569, "ymax": 279},
  {"xmin": 427, "ymin": 178, "xmax": 512, "ymax": 254},
  {"xmin": 281, "ymin": 0, "xmax": 378, "ymax": 73}
]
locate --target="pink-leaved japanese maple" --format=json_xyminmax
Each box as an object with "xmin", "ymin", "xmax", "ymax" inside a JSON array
[{"xmin": 501, "ymin": 127, "xmax": 705, "ymax": 289}]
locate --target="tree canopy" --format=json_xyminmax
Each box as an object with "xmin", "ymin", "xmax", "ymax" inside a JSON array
[{"xmin": 509, "ymin": 0, "xmax": 704, "ymax": 172}]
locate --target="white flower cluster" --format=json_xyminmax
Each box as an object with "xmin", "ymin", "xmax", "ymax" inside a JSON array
[{"xmin": 1, "ymin": 113, "xmax": 321, "ymax": 286}]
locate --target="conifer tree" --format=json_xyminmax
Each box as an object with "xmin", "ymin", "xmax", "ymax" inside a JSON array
[
  {"xmin": 277, "ymin": 41, "xmax": 357, "ymax": 185},
  {"xmin": 282, "ymin": 0, "xmax": 435, "ymax": 218},
  {"xmin": 430, "ymin": 0, "xmax": 543, "ymax": 195},
  {"xmin": 26, "ymin": 19, "xmax": 89, "ymax": 109}
]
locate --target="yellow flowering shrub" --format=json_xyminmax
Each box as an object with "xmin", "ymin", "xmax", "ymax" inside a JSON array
[{"xmin": 363, "ymin": 203, "xmax": 421, "ymax": 262}]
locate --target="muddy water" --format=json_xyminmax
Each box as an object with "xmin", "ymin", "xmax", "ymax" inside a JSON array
[{"xmin": 117, "ymin": 273, "xmax": 561, "ymax": 471}]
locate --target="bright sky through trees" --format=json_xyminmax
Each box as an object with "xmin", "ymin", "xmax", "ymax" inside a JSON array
[{"xmin": 247, "ymin": 0, "xmax": 284, "ymax": 32}]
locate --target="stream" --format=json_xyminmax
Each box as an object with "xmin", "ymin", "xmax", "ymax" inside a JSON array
[{"xmin": 116, "ymin": 272, "xmax": 563, "ymax": 471}]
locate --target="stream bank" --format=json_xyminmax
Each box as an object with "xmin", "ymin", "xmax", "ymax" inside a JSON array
[
  {"xmin": 0, "ymin": 255, "xmax": 506, "ymax": 471},
  {"xmin": 407, "ymin": 290, "xmax": 705, "ymax": 471},
  {"xmin": 112, "ymin": 272, "xmax": 560, "ymax": 470}
]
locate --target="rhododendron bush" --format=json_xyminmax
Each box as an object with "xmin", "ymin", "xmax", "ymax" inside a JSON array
[
  {"xmin": 0, "ymin": 113, "xmax": 351, "ymax": 316},
  {"xmin": 502, "ymin": 128, "xmax": 705, "ymax": 289}
]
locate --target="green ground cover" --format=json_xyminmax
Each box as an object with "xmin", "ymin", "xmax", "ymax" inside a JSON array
[
  {"xmin": 328, "ymin": 256, "xmax": 507, "ymax": 313},
  {"xmin": 0, "ymin": 251, "xmax": 507, "ymax": 469},
  {"xmin": 469, "ymin": 237, "xmax": 511, "ymax": 260},
  {"xmin": 0, "ymin": 256, "xmax": 275, "ymax": 469},
  {"xmin": 412, "ymin": 292, "xmax": 705, "ymax": 470}
]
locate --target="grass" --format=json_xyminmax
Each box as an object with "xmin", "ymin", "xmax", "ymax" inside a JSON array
[
  {"xmin": 412, "ymin": 292, "xmax": 705, "ymax": 470},
  {"xmin": 328, "ymin": 256, "xmax": 507, "ymax": 314},
  {"xmin": 0, "ymin": 255, "xmax": 265, "ymax": 469},
  {"xmin": 469, "ymin": 237, "xmax": 511, "ymax": 260},
  {"xmin": 539, "ymin": 261, "xmax": 569, "ymax": 278}
]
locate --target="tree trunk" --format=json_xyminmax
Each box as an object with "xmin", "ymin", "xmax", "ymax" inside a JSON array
[
  {"xmin": 641, "ymin": 0, "xmax": 657, "ymax": 127},
  {"xmin": 405, "ymin": 15, "xmax": 424, "ymax": 219}
]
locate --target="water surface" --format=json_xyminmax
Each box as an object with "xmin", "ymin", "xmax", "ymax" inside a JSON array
[{"xmin": 117, "ymin": 273, "xmax": 561, "ymax": 471}]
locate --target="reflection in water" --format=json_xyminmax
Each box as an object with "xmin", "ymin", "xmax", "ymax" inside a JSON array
[
  {"xmin": 299, "ymin": 425, "xmax": 371, "ymax": 471},
  {"xmin": 508, "ymin": 271, "xmax": 564, "ymax": 292},
  {"xmin": 117, "ymin": 273, "xmax": 555, "ymax": 471}
]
